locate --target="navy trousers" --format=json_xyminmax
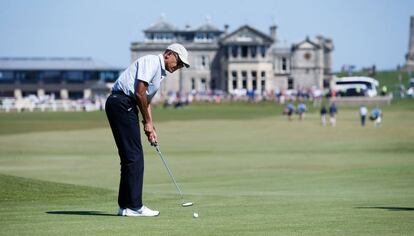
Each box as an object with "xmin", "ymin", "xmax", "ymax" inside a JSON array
[
  {"xmin": 361, "ymin": 115, "xmax": 366, "ymax": 126},
  {"xmin": 105, "ymin": 93, "xmax": 144, "ymax": 210}
]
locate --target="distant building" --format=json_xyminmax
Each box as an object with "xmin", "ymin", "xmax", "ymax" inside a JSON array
[
  {"xmin": 0, "ymin": 57, "xmax": 120, "ymax": 99},
  {"xmin": 405, "ymin": 16, "xmax": 414, "ymax": 71},
  {"xmin": 130, "ymin": 18, "xmax": 334, "ymax": 96}
]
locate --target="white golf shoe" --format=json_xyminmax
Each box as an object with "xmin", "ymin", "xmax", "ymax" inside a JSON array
[{"xmin": 117, "ymin": 206, "xmax": 160, "ymax": 217}]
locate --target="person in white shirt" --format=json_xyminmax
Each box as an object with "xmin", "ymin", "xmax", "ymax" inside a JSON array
[
  {"xmin": 359, "ymin": 105, "xmax": 368, "ymax": 127},
  {"xmin": 105, "ymin": 43, "xmax": 190, "ymax": 217}
]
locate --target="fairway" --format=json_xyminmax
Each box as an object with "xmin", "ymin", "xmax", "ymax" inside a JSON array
[{"xmin": 0, "ymin": 102, "xmax": 413, "ymax": 235}]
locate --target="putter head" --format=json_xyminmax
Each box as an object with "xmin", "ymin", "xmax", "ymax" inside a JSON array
[{"xmin": 182, "ymin": 202, "xmax": 193, "ymax": 207}]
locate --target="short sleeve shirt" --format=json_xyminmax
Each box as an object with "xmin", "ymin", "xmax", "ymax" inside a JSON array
[
  {"xmin": 112, "ymin": 54, "xmax": 166, "ymax": 102},
  {"xmin": 360, "ymin": 107, "xmax": 368, "ymax": 116}
]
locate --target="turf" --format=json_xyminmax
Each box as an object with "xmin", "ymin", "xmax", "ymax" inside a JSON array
[
  {"xmin": 0, "ymin": 102, "xmax": 413, "ymax": 235},
  {"xmin": 0, "ymin": 102, "xmax": 283, "ymax": 135}
]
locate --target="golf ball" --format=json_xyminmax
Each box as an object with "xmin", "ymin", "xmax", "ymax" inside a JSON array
[{"xmin": 193, "ymin": 212, "xmax": 199, "ymax": 218}]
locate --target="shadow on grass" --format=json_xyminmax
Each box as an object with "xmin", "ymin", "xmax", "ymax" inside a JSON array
[
  {"xmin": 46, "ymin": 211, "xmax": 117, "ymax": 216},
  {"xmin": 356, "ymin": 207, "xmax": 414, "ymax": 211}
]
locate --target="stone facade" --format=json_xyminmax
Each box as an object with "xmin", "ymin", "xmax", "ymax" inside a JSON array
[{"xmin": 130, "ymin": 18, "xmax": 334, "ymax": 96}]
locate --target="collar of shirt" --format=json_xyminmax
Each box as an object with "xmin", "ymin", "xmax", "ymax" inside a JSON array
[{"xmin": 158, "ymin": 54, "xmax": 167, "ymax": 77}]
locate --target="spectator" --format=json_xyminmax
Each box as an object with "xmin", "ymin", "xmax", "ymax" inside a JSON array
[
  {"xmin": 284, "ymin": 103, "xmax": 295, "ymax": 121},
  {"xmin": 370, "ymin": 106, "xmax": 382, "ymax": 128},
  {"xmin": 381, "ymin": 86, "xmax": 388, "ymax": 96},
  {"xmin": 359, "ymin": 105, "xmax": 368, "ymax": 127},
  {"xmin": 297, "ymin": 103, "xmax": 307, "ymax": 120},
  {"xmin": 407, "ymin": 87, "xmax": 413, "ymax": 98},
  {"xmin": 329, "ymin": 102, "xmax": 337, "ymax": 127},
  {"xmin": 320, "ymin": 105, "xmax": 327, "ymax": 126}
]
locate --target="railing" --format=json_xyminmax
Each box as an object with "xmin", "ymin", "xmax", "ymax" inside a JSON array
[{"xmin": 0, "ymin": 98, "xmax": 105, "ymax": 112}]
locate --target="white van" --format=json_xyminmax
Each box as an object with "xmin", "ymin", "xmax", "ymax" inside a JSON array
[{"xmin": 335, "ymin": 76, "xmax": 379, "ymax": 97}]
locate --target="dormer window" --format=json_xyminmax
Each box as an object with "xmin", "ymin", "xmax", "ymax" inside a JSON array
[
  {"xmin": 195, "ymin": 32, "xmax": 215, "ymax": 42},
  {"xmin": 151, "ymin": 32, "xmax": 174, "ymax": 42}
]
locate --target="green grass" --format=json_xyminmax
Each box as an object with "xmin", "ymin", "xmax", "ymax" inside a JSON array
[
  {"xmin": 0, "ymin": 102, "xmax": 413, "ymax": 235},
  {"xmin": 0, "ymin": 102, "xmax": 283, "ymax": 135}
]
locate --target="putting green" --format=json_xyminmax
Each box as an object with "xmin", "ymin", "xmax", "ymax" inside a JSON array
[{"xmin": 0, "ymin": 102, "xmax": 413, "ymax": 235}]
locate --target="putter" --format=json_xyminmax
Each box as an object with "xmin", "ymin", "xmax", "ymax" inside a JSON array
[{"xmin": 154, "ymin": 143, "xmax": 193, "ymax": 207}]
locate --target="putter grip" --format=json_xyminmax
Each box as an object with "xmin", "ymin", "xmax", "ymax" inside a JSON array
[{"xmin": 154, "ymin": 143, "xmax": 160, "ymax": 152}]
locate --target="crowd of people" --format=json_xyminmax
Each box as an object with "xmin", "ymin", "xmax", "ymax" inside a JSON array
[
  {"xmin": 149, "ymin": 87, "xmax": 326, "ymax": 109},
  {"xmin": 282, "ymin": 101, "xmax": 383, "ymax": 128}
]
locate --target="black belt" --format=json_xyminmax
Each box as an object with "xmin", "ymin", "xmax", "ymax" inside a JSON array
[
  {"xmin": 111, "ymin": 90, "xmax": 126, "ymax": 96},
  {"xmin": 111, "ymin": 91, "xmax": 136, "ymax": 104}
]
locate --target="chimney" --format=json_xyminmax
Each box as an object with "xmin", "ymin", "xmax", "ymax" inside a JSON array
[
  {"xmin": 270, "ymin": 24, "xmax": 277, "ymax": 42},
  {"xmin": 406, "ymin": 16, "xmax": 414, "ymax": 67},
  {"xmin": 316, "ymin": 35, "xmax": 324, "ymax": 46},
  {"xmin": 224, "ymin": 24, "xmax": 229, "ymax": 34}
]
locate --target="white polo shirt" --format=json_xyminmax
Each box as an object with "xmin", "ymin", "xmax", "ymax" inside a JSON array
[
  {"xmin": 112, "ymin": 54, "xmax": 166, "ymax": 102},
  {"xmin": 360, "ymin": 106, "xmax": 368, "ymax": 116}
]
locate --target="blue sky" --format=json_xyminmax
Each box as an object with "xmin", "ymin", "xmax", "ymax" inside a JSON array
[{"xmin": 0, "ymin": 0, "xmax": 412, "ymax": 71}]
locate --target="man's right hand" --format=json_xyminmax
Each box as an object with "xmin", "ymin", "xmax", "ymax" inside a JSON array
[{"xmin": 144, "ymin": 122, "xmax": 158, "ymax": 145}]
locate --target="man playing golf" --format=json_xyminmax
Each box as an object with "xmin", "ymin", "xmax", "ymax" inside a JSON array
[{"xmin": 105, "ymin": 43, "xmax": 190, "ymax": 217}]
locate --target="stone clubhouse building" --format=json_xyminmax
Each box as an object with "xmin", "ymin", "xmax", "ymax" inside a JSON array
[{"xmin": 131, "ymin": 18, "xmax": 334, "ymax": 97}]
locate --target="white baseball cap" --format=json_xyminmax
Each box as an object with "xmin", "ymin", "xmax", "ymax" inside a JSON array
[{"xmin": 167, "ymin": 43, "xmax": 190, "ymax": 68}]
